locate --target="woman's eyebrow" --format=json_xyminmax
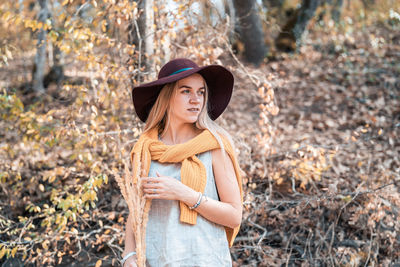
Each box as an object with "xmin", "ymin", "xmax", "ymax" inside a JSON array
[
  {"xmin": 178, "ymin": 85, "xmax": 205, "ymax": 90},
  {"xmin": 178, "ymin": 85, "xmax": 192, "ymax": 89}
]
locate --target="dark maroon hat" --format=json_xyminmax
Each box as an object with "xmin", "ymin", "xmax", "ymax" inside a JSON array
[{"xmin": 132, "ymin": 58, "xmax": 234, "ymax": 122}]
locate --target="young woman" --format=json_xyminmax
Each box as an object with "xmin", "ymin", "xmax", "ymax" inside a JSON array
[{"xmin": 122, "ymin": 58, "xmax": 243, "ymax": 267}]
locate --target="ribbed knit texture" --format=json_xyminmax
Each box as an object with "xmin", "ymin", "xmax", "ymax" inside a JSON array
[{"xmin": 130, "ymin": 127, "xmax": 243, "ymax": 247}]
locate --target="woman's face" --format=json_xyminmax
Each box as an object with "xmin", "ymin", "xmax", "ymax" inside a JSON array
[{"xmin": 169, "ymin": 73, "xmax": 206, "ymax": 125}]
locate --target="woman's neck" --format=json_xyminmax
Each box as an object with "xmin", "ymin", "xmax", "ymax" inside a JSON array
[{"xmin": 161, "ymin": 122, "xmax": 201, "ymax": 145}]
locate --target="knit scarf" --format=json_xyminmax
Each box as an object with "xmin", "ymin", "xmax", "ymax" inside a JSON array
[{"xmin": 130, "ymin": 127, "xmax": 243, "ymax": 247}]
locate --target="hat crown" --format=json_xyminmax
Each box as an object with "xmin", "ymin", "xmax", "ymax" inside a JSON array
[{"xmin": 158, "ymin": 58, "xmax": 199, "ymax": 79}]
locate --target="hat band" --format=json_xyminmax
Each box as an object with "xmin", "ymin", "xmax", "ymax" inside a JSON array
[{"xmin": 169, "ymin": 67, "xmax": 194, "ymax": 76}]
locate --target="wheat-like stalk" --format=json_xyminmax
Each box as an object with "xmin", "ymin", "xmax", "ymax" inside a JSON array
[{"xmin": 115, "ymin": 158, "xmax": 151, "ymax": 267}]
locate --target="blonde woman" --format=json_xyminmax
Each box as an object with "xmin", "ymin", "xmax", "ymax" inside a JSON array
[{"xmin": 122, "ymin": 58, "xmax": 243, "ymax": 267}]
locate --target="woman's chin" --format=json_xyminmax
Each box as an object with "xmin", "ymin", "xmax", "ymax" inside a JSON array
[{"xmin": 183, "ymin": 116, "xmax": 199, "ymax": 124}]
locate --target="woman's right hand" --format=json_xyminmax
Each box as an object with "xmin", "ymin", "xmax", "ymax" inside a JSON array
[{"xmin": 124, "ymin": 256, "xmax": 138, "ymax": 267}]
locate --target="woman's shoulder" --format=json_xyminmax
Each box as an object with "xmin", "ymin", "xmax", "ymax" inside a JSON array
[{"xmin": 210, "ymin": 147, "xmax": 235, "ymax": 169}]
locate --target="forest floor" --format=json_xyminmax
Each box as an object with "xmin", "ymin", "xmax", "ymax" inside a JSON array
[
  {"xmin": 229, "ymin": 22, "xmax": 400, "ymax": 266},
  {"xmin": 1, "ymin": 20, "xmax": 399, "ymax": 267}
]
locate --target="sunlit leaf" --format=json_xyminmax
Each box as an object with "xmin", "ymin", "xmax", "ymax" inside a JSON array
[{"xmin": 0, "ymin": 247, "xmax": 7, "ymax": 259}]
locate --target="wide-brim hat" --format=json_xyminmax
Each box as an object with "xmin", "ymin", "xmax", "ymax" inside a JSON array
[{"xmin": 132, "ymin": 58, "xmax": 234, "ymax": 122}]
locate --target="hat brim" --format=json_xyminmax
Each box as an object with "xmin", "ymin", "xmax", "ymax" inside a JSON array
[{"xmin": 132, "ymin": 65, "xmax": 234, "ymax": 122}]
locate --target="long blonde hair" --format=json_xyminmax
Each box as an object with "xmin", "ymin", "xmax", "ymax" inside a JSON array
[{"xmin": 143, "ymin": 75, "xmax": 234, "ymax": 151}]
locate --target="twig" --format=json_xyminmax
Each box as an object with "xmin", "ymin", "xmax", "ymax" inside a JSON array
[
  {"xmin": 73, "ymin": 2, "xmax": 90, "ymax": 17},
  {"xmin": 17, "ymin": 216, "xmax": 35, "ymax": 244},
  {"xmin": 235, "ymin": 235, "xmax": 260, "ymax": 242},
  {"xmin": 247, "ymin": 219, "xmax": 266, "ymax": 232},
  {"xmin": 257, "ymin": 230, "xmax": 267, "ymax": 246},
  {"xmin": 106, "ymin": 236, "xmax": 123, "ymax": 256},
  {"xmin": 134, "ymin": 18, "xmax": 143, "ymax": 83},
  {"xmin": 73, "ymin": 240, "xmax": 81, "ymax": 257},
  {"xmin": 285, "ymin": 233, "xmax": 294, "ymax": 267},
  {"xmin": 305, "ymin": 229, "xmax": 313, "ymax": 262},
  {"xmin": 223, "ymin": 38, "xmax": 261, "ymax": 87},
  {"xmin": 364, "ymin": 227, "xmax": 375, "ymax": 267}
]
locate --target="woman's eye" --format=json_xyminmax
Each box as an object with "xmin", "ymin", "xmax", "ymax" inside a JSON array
[
  {"xmin": 198, "ymin": 90, "xmax": 205, "ymax": 95},
  {"xmin": 181, "ymin": 89, "xmax": 190, "ymax": 93}
]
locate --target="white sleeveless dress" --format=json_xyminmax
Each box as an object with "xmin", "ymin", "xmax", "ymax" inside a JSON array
[{"xmin": 145, "ymin": 151, "xmax": 232, "ymax": 267}]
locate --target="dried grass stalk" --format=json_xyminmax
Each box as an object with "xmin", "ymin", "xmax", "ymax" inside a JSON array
[{"xmin": 115, "ymin": 158, "xmax": 151, "ymax": 267}]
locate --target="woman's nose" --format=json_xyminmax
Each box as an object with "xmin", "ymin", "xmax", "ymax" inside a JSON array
[{"xmin": 190, "ymin": 93, "xmax": 200, "ymax": 103}]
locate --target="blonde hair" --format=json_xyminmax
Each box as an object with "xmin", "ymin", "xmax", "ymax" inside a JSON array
[
  {"xmin": 144, "ymin": 82, "xmax": 176, "ymax": 134},
  {"xmin": 143, "ymin": 75, "xmax": 235, "ymax": 151}
]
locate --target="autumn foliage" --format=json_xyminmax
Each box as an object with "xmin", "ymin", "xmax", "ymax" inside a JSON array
[{"xmin": 0, "ymin": 0, "xmax": 399, "ymax": 266}]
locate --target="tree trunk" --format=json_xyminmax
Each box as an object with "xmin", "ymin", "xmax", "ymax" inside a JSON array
[
  {"xmin": 144, "ymin": 0, "xmax": 154, "ymax": 75},
  {"xmin": 275, "ymin": 0, "xmax": 320, "ymax": 52},
  {"xmin": 43, "ymin": 45, "xmax": 64, "ymax": 90},
  {"xmin": 262, "ymin": 0, "xmax": 285, "ymax": 9},
  {"xmin": 45, "ymin": 0, "xmax": 64, "ymax": 90},
  {"xmin": 128, "ymin": 0, "xmax": 154, "ymax": 79},
  {"xmin": 223, "ymin": 0, "xmax": 236, "ymax": 40},
  {"xmin": 331, "ymin": 0, "xmax": 343, "ymax": 24},
  {"xmin": 32, "ymin": 0, "xmax": 49, "ymax": 93},
  {"xmin": 292, "ymin": 0, "xmax": 320, "ymax": 49},
  {"xmin": 233, "ymin": 0, "xmax": 266, "ymax": 66},
  {"xmin": 361, "ymin": 0, "xmax": 376, "ymax": 9},
  {"xmin": 156, "ymin": 1, "xmax": 170, "ymax": 64},
  {"xmin": 128, "ymin": 0, "xmax": 144, "ymax": 46}
]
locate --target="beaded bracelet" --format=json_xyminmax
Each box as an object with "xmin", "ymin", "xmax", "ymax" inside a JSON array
[
  {"xmin": 121, "ymin": 251, "xmax": 136, "ymax": 266},
  {"xmin": 189, "ymin": 192, "xmax": 203, "ymax": 210}
]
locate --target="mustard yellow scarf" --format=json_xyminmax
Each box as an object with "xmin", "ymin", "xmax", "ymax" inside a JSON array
[{"xmin": 130, "ymin": 127, "xmax": 243, "ymax": 247}]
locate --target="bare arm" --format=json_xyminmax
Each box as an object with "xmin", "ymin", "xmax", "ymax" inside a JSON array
[
  {"xmin": 193, "ymin": 148, "xmax": 242, "ymax": 228},
  {"xmin": 122, "ymin": 213, "xmax": 138, "ymax": 266},
  {"xmin": 123, "ymin": 213, "xmax": 136, "ymax": 255}
]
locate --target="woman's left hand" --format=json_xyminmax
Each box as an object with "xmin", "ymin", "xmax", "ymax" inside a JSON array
[{"xmin": 141, "ymin": 172, "xmax": 196, "ymax": 202}]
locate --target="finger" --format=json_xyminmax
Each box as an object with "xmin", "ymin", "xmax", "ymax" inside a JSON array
[
  {"xmin": 142, "ymin": 181, "xmax": 162, "ymax": 189},
  {"xmin": 142, "ymin": 177, "xmax": 161, "ymax": 183},
  {"xmin": 140, "ymin": 177, "xmax": 159, "ymax": 188},
  {"xmin": 144, "ymin": 193, "xmax": 160, "ymax": 199},
  {"xmin": 140, "ymin": 177, "xmax": 153, "ymax": 183},
  {"xmin": 156, "ymin": 171, "xmax": 162, "ymax": 177},
  {"xmin": 143, "ymin": 188, "xmax": 160, "ymax": 194},
  {"xmin": 140, "ymin": 179, "xmax": 148, "ymax": 189}
]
